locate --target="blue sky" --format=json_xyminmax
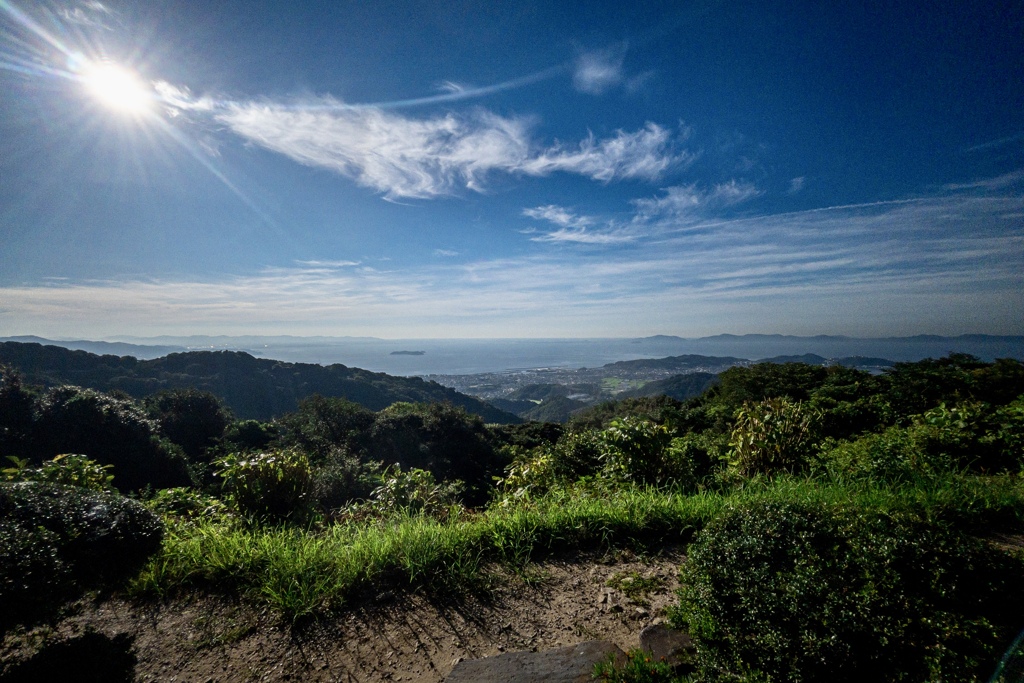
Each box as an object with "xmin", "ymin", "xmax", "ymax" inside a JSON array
[{"xmin": 1, "ymin": 0, "xmax": 1022, "ymax": 339}]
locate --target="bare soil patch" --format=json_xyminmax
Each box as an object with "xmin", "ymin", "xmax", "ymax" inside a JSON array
[{"xmin": 1, "ymin": 547, "xmax": 684, "ymax": 683}]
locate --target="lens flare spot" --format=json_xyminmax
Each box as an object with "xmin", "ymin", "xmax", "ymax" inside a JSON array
[{"xmin": 80, "ymin": 61, "xmax": 152, "ymax": 115}]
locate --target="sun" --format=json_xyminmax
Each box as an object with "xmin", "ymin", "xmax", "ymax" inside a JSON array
[{"xmin": 80, "ymin": 61, "xmax": 153, "ymax": 115}]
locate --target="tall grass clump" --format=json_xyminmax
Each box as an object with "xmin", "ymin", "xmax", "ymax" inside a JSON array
[{"xmin": 131, "ymin": 474, "xmax": 1024, "ymax": 621}]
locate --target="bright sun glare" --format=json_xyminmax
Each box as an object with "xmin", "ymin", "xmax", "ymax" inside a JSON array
[{"xmin": 80, "ymin": 61, "xmax": 152, "ymax": 115}]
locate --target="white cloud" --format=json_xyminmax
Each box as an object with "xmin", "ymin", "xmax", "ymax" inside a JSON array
[
  {"xmin": 521, "ymin": 123, "xmax": 691, "ymax": 182},
  {"xmin": 631, "ymin": 180, "xmax": 761, "ymax": 223},
  {"xmin": 60, "ymin": 1, "xmax": 114, "ymax": 29},
  {"xmin": 3, "ymin": 193, "xmax": 1020, "ymax": 338},
  {"xmin": 217, "ymin": 102, "xmax": 686, "ymax": 199},
  {"xmin": 522, "ymin": 205, "xmax": 592, "ymax": 229},
  {"xmin": 433, "ymin": 249, "xmax": 459, "ymax": 257},
  {"xmin": 523, "ymin": 204, "xmax": 634, "ymax": 244},
  {"xmin": 788, "ymin": 176, "xmax": 805, "ymax": 194},
  {"xmin": 573, "ymin": 47, "xmax": 625, "ymax": 94},
  {"xmin": 294, "ymin": 259, "xmax": 360, "ymax": 268}
]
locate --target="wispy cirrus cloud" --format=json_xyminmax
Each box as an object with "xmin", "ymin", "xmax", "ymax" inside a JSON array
[
  {"xmin": 573, "ymin": 46, "xmax": 626, "ymax": 94},
  {"xmin": 5, "ymin": 190, "xmax": 1019, "ymax": 338},
  {"xmin": 522, "ymin": 205, "xmax": 592, "ymax": 229},
  {"xmin": 522, "ymin": 204, "xmax": 635, "ymax": 244},
  {"xmin": 524, "ymin": 179, "xmax": 761, "ymax": 243},
  {"xmin": 572, "ymin": 45, "xmax": 653, "ymax": 95},
  {"xmin": 216, "ymin": 101, "xmax": 687, "ymax": 199},
  {"xmin": 632, "ymin": 180, "xmax": 761, "ymax": 220}
]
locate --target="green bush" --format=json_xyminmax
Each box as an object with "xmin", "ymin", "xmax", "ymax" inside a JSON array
[
  {"xmin": 728, "ymin": 398, "xmax": 823, "ymax": 476},
  {"xmin": 3, "ymin": 453, "xmax": 114, "ymax": 491},
  {"xmin": 365, "ymin": 464, "xmax": 463, "ymax": 519},
  {"xmin": 220, "ymin": 419, "xmax": 279, "ymax": 453},
  {"xmin": 145, "ymin": 388, "xmax": 231, "ymax": 462},
  {"xmin": 0, "ymin": 482, "xmax": 164, "ymax": 631},
  {"xmin": 145, "ymin": 487, "xmax": 231, "ymax": 523},
  {"xmin": 215, "ymin": 449, "xmax": 313, "ymax": 522},
  {"xmin": 601, "ymin": 418, "xmax": 705, "ymax": 489},
  {"xmin": 309, "ymin": 447, "xmax": 381, "ymax": 513},
  {"xmin": 0, "ymin": 365, "xmax": 35, "ymax": 459},
  {"xmin": 275, "ymin": 395, "xmax": 374, "ymax": 460},
  {"xmin": 33, "ymin": 385, "xmax": 189, "ymax": 492},
  {"xmin": 365, "ymin": 402, "xmax": 501, "ymax": 505},
  {"xmin": 819, "ymin": 399, "xmax": 1024, "ymax": 483},
  {"xmin": 672, "ymin": 500, "xmax": 1023, "ymax": 683}
]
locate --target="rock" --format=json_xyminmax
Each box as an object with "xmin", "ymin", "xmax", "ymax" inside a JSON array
[
  {"xmin": 638, "ymin": 624, "xmax": 695, "ymax": 668},
  {"xmin": 444, "ymin": 641, "xmax": 625, "ymax": 683}
]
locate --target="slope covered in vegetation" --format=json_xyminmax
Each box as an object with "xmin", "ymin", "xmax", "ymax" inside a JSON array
[
  {"xmin": 3, "ymin": 352, "xmax": 1024, "ymax": 681},
  {"xmin": 0, "ymin": 341, "xmax": 519, "ymax": 423}
]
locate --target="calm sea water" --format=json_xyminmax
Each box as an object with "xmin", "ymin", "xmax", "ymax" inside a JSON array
[
  {"xmin": 216, "ymin": 335, "xmax": 1024, "ymax": 376},
  {"xmin": 244, "ymin": 339, "xmax": 664, "ymax": 376}
]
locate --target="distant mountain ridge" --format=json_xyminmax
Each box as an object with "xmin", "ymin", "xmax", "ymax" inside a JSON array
[
  {"xmin": 0, "ymin": 336, "xmax": 184, "ymax": 360},
  {"xmin": 629, "ymin": 334, "xmax": 1024, "ymax": 362},
  {"xmin": 0, "ymin": 342, "xmax": 520, "ymax": 424},
  {"xmin": 602, "ymin": 353, "xmax": 896, "ymax": 374}
]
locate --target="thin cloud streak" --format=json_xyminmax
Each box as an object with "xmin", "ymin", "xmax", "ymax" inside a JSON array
[{"xmin": 2, "ymin": 192, "xmax": 1021, "ymax": 337}]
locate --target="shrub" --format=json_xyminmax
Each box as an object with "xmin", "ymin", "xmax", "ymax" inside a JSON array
[
  {"xmin": 3, "ymin": 454, "xmax": 114, "ymax": 491},
  {"xmin": 220, "ymin": 419, "xmax": 279, "ymax": 453},
  {"xmin": 145, "ymin": 388, "xmax": 231, "ymax": 461},
  {"xmin": 276, "ymin": 395, "xmax": 374, "ymax": 460},
  {"xmin": 819, "ymin": 399, "xmax": 1024, "ymax": 482},
  {"xmin": 33, "ymin": 385, "xmax": 189, "ymax": 492},
  {"xmin": 816, "ymin": 427, "xmax": 930, "ymax": 483},
  {"xmin": 727, "ymin": 398, "xmax": 822, "ymax": 476},
  {"xmin": 365, "ymin": 402, "xmax": 500, "ymax": 505},
  {"xmin": 494, "ymin": 446, "xmax": 558, "ymax": 503},
  {"xmin": 145, "ymin": 487, "xmax": 231, "ymax": 523},
  {"xmin": 215, "ymin": 449, "xmax": 313, "ymax": 522},
  {"xmin": 0, "ymin": 482, "xmax": 164, "ymax": 631},
  {"xmin": 0, "ymin": 365, "xmax": 35, "ymax": 458},
  {"xmin": 365, "ymin": 465, "xmax": 463, "ymax": 519},
  {"xmin": 601, "ymin": 418, "xmax": 706, "ymax": 489},
  {"xmin": 309, "ymin": 447, "xmax": 381, "ymax": 513},
  {"xmin": 672, "ymin": 500, "xmax": 1023, "ymax": 683}
]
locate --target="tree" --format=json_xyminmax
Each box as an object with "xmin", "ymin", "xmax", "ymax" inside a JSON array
[
  {"xmin": 34, "ymin": 386, "xmax": 189, "ymax": 492},
  {"xmin": 145, "ymin": 388, "xmax": 231, "ymax": 462},
  {"xmin": 0, "ymin": 365, "xmax": 35, "ymax": 459}
]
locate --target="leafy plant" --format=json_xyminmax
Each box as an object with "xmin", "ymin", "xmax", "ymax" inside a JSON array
[
  {"xmin": 145, "ymin": 487, "xmax": 231, "ymax": 523},
  {"xmin": 3, "ymin": 454, "xmax": 114, "ymax": 491},
  {"xmin": 365, "ymin": 464, "xmax": 463, "ymax": 520},
  {"xmin": 601, "ymin": 418, "xmax": 677, "ymax": 485},
  {"xmin": 671, "ymin": 500, "xmax": 1023, "ymax": 683},
  {"xmin": 215, "ymin": 448, "xmax": 313, "ymax": 522},
  {"xmin": 728, "ymin": 397, "xmax": 823, "ymax": 476},
  {"xmin": 33, "ymin": 385, "xmax": 189, "ymax": 492}
]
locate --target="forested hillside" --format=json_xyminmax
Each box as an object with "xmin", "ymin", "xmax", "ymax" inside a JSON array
[
  {"xmin": 3, "ymin": 352, "xmax": 1024, "ymax": 682},
  {"xmin": 0, "ymin": 342, "xmax": 519, "ymax": 423}
]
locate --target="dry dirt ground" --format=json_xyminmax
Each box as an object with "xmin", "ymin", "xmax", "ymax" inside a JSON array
[{"xmin": 1, "ymin": 547, "xmax": 686, "ymax": 683}]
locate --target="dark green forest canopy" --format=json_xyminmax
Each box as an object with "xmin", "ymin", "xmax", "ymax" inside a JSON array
[{"xmin": 0, "ymin": 342, "xmax": 519, "ymax": 423}]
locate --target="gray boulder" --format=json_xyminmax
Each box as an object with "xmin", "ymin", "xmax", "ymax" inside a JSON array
[{"xmin": 444, "ymin": 640, "xmax": 625, "ymax": 683}]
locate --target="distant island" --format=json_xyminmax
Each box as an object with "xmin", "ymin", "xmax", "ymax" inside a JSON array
[{"xmin": 390, "ymin": 350, "xmax": 426, "ymax": 356}]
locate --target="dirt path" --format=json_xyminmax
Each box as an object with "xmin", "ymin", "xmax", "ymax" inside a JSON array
[{"xmin": 1, "ymin": 548, "xmax": 685, "ymax": 682}]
